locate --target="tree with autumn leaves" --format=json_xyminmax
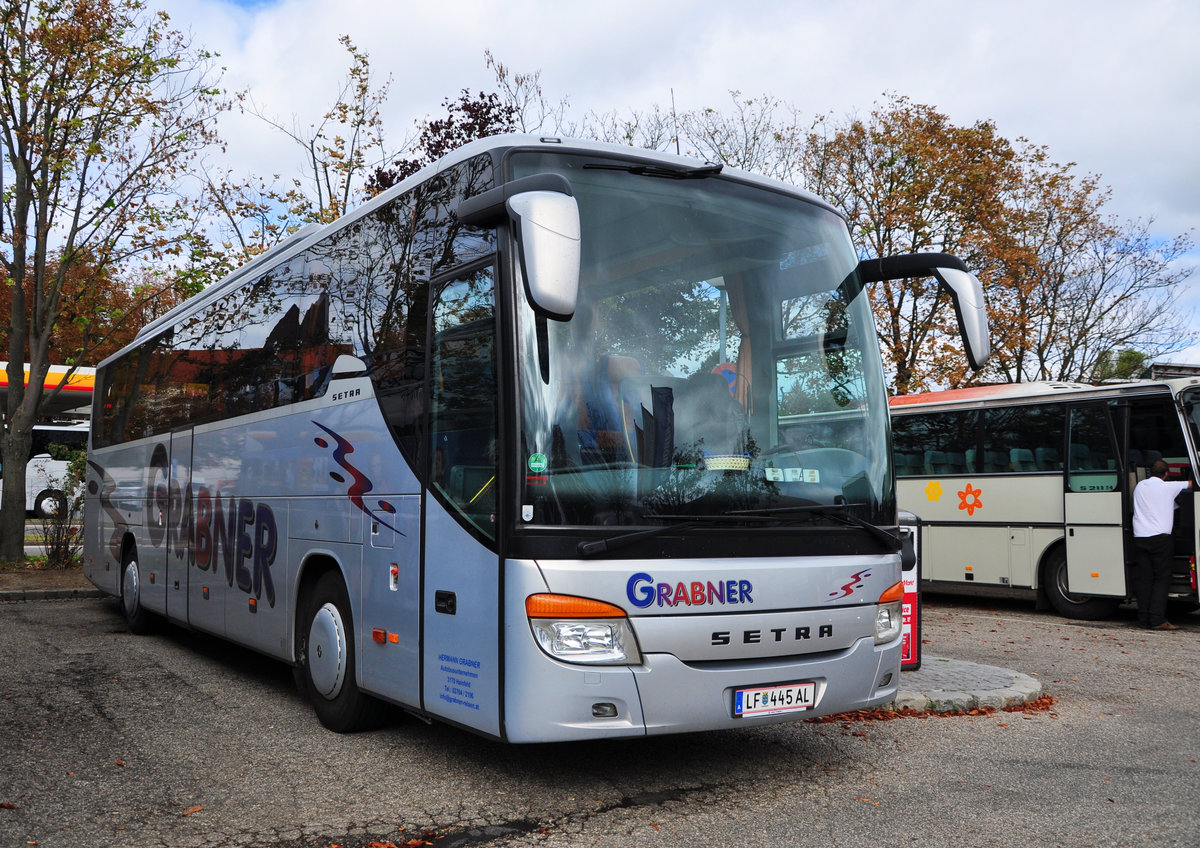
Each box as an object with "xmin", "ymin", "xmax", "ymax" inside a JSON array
[
  {"xmin": 796, "ymin": 95, "xmax": 1193, "ymax": 393},
  {"xmin": 0, "ymin": 0, "xmax": 223, "ymax": 560}
]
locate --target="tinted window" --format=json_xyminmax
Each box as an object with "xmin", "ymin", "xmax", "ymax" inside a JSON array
[
  {"xmin": 1067, "ymin": 403, "xmax": 1118, "ymax": 492},
  {"xmin": 981, "ymin": 403, "xmax": 1065, "ymax": 472},
  {"xmin": 94, "ymin": 154, "xmax": 496, "ymax": 449},
  {"xmin": 1128, "ymin": 397, "xmax": 1188, "ymax": 468},
  {"xmin": 31, "ymin": 427, "xmax": 87, "ymax": 455},
  {"xmin": 892, "ymin": 410, "xmax": 977, "ymax": 476},
  {"xmin": 893, "ymin": 403, "xmax": 1071, "ymax": 476},
  {"xmin": 429, "ymin": 268, "xmax": 497, "ymax": 542}
]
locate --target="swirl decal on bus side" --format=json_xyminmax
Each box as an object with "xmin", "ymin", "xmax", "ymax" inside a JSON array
[
  {"xmin": 826, "ymin": 568, "xmax": 871, "ymax": 601},
  {"xmin": 86, "ymin": 459, "xmax": 125, "ymax": 562},
  {"xmin": 311, "ymin": 421, "xmax": 403, "ymax": 535}
]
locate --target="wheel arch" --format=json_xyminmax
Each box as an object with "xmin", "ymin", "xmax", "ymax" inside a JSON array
[
  {"xmin": 1034, "ymin": 536, "xmax": 1068, "ymax": 607},
  {"xmin": 118, "ymin": 532, "xmax": 139, "ymax": 580},
  {"xmin": 291, "ymin": 552, "xmax": 347, "ymax": 663},
  {"xmin": 32, "ymin": 488, "xmax": 67, "ymax": 518}
]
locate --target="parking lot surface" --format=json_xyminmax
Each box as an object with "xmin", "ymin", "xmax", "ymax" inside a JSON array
[{"xmin": 1, "ymin": 594, "xmax": 1197, "ymax": 847}]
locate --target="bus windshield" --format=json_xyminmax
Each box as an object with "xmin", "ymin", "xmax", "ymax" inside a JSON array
[{"xmin": 511, "ymin": 152, "xmax": 892, "ymax": 528}]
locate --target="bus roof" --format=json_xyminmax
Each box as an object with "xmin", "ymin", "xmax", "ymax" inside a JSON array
[
  {"xmin": 114, "ymin": 134, "xmax": 841, "ymax": 367},
  {"xmin": 887, "ymin": 378, "xmax": 1200, "ymax": 412}
]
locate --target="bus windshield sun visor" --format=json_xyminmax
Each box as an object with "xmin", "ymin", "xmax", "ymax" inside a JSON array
[{"xmin": 455, "ymin": 173, "xmax": 574, "ymax": 226}]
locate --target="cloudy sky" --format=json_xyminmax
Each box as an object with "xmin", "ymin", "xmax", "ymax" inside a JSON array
[{"xmin": 160, "ymin": 0, "xmax": 1200, "ymax": 362}]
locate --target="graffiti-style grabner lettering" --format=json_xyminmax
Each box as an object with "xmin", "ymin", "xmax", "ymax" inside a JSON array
[
  {"xmin": 92, "ymin": 447, "xmax": 279, "ymax": 608},
  {"xmin": 194, "ymin": 488, "xmax": 278, "ymax": 607},
  {"xmin": 147, "ymin": 444, "xmax": 171, "ymax": 548}
]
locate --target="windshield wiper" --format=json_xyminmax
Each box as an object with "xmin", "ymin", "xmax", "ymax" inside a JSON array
[
  {"xmin": 724, "ymin": 504, "xmax": 903, "ymax": 552},
  {"xmin": 583, "ymin": 161, "xmax": 724, "ymax": 180},
  {"xmin": 576, "ymin": 513, "xmax": 772, "ymax": 557}
]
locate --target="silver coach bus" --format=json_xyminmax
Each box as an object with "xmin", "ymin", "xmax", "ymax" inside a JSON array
[{"xmin": 84, "ymin": 135, "xmax": 988, "ymax": 742}]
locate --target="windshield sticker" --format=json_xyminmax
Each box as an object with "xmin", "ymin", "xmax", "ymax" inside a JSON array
[
  {"xmin": 765, "ymin": 467, "xmax": 820, "ymax": 483},
  {"xmin": 528, "ymin": 453, "xmax": 548, "ymax": 473}
]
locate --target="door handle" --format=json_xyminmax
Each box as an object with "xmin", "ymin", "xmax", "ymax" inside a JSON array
[{"xmin": 435, "ymin": 590, "xmax": 457, "ymax": 615}]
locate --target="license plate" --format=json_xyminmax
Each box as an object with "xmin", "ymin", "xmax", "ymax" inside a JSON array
[{"xmin": 733, "ymin": 681, "xmax": 816, "ymax": 717}]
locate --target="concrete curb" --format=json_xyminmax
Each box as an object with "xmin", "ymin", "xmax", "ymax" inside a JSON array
[
  {"xmin": 887, "ymin": 655, "xmax": 1043, "ymax": 713},
  {"xmin": 0, "ymin": 587, "xmax": 104, "ymax": 603}
]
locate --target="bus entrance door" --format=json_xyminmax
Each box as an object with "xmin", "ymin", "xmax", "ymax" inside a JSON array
[
  {"xmin": 166, "ymin": 430, "xmax": 192, "ymax": 622},
  {"xmin": 1063, "ymin": 404, "xmax": 1127, "ymax": 598}
]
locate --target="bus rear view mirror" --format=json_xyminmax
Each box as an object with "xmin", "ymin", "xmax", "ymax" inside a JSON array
[
  {"xmin": 930, "ymin": 265, "xmax": 990, "ymax": 370},
  {"xmin": 856, "ymin": 252, "xmax": 991, "ymax": 370},
  {"xmin": 506, "ymin": 190, "xmax": 580, "ymax": 321},
  {"xmin": 457, "ymin": 173, "xmax": 580, "ymax": 321}
]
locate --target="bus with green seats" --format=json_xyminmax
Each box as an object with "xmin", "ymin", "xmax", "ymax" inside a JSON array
[{"xmin": 891, "ymin": 379, "xmax": 1200, "ymax": 620}]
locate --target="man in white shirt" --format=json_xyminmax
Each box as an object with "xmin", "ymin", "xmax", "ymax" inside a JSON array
[{"xmin": 1132, "ymin": 460, "xmax": 1192, "ymax": 630}]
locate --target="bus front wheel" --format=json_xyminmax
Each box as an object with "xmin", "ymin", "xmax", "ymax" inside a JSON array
[
  {"xmin": 1042, "ymin": 547, "xmax": 1120, "ymax": 621},
  {"xmin": 295, "ymin": 571, "xmax": 385, "ymax": 733}
]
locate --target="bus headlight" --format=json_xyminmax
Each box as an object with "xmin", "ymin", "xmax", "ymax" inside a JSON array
[
  {"xmin": 526, "ymin": 594, "xmax": 642, "ymax": 665},
  {"xmin": 874, "ymin": 581, "xmax": 904, "ymax": 645}
]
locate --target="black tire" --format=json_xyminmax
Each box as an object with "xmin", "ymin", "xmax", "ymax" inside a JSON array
[
  {"xmin": 294, "ymin": 570, "xmax": 385, "ymax": 732},
  {"xmin": 1042, "ymin": 546, "xmax": 1120, "ymax": 621},
  {"xmin": 34, "ymin": 489, "xmax": 67, "ymax": 519},
  {"xmin": 120, "ymin": 547, "xmax": 154, "ymax": 635}
]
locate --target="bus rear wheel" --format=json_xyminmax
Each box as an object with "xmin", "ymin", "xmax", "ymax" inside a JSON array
[
  {"xmin": 1042, "ymin": 547, "xmax": 1120, "ymax": 621},
  {"xmin": 295, "ymin": 571, "xmax": 385, "ymax": 732},
  {"xmin": 120, "ymin": 548, "xmax": 154, "ymax": 634}
]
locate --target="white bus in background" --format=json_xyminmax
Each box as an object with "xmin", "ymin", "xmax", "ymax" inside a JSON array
[
  {"xmin": 890, "ymin": 379, "xmax": 1200, "ymax": 620},
  {"xmin": 5, "ymin": 421, "xmax": 90, "ymax": 517},
  {"xmin": 83, "ymin": 134, "xmax": 988, "ymax": 742}
]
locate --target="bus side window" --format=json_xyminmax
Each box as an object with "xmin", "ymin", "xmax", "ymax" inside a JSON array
[
  {"xmin": 892, "ymin": 409, "xmax": 976, "ymax": 476},
  {"xmin": 429, "ymin": 268, "xmax": 498, "ymax": 540},
  {"xmin": 980, "ymin": 403, "xmax": 1066, "ymax": 476},
  {"xmin": 1035, "ymin": 447, "xmax": 1060, "ymax": 470},
  {"xmin": 1066, "ymin": 405, "xmax": 1118, "ymax": 492}
]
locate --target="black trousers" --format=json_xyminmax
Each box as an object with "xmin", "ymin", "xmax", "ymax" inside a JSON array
[{"xmin": 1133, "ymin": 533, "xmax": 1174, "ymax": 627}]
